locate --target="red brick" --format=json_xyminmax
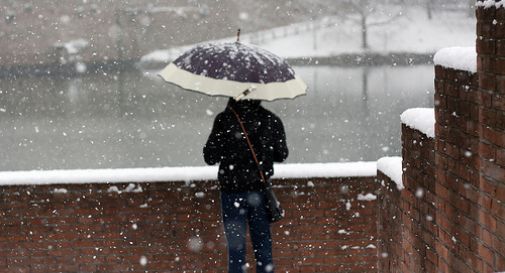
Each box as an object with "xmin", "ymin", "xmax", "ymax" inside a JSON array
[
  {"xmin": 435, "ymin": 66, "xmax": 446, "ymax": 79},
  {"xmin": 496, "ymin": 57, "xmax": 505, "ymax": 76},
  {"xmin": 497, "ymin": 40, "xmax": 505, "ymax": 56},
  {"xmin": 482, "ymin": 159, "xmax": 505, "ymax": 182},
  {"xmin": 481, "ymin": 108, "xmax": 498, "ymax": 128},
  {"xmin": 479, "ymin": 176, "xmax": 498, "ymax": 197},
  {"xmin": 477, "ymin": 5, "xmax": 496, "ymax": 20},
  {"xmin": 497, "ymin": 8, "xmax": 505, "ymax": 22},
  {"xmin": 479, "ymin": 55, "xmax": 496, "ymax": 73},
  {"xmin": 482, "ymin": 126, "xmax": 505, "ymax": 148},
  {"xmin": 475, "ymin": 241, "xmax": 495, "ymax": 266},
  {"xmin": 497, "ymin": 148, "xmax": 505, "ymax": 167},
  {"xmin": 497, "ymin": 252, "xmax": 505, "ymax": 270},
  {"xmin": 483, "ymin": 144, "xmax": 497, "ymax": 165},
  {"xmin": 497, "ymin": 23, "xmax": 505, "ymax": 40},
  {"xmin": 478, "ymin": 21, "xmax": 494, "ymax": 38},
  {"xmin": 497, "ymin": 184, "xmax": 505, "ymax": 200},
  {"xmin": 479, "ymin": 72, "xmax": 497, "ymax": 91},
  {"xmin": 492, "ymin": 94, "xmax": 505, "ymax": 111},
  {"xmin": 498, "ymin": 111, "xmax": 505, "ymax": 130},
  {"xmin": 477, "ymin": 38, "xmax": 496, "ymax": 55},
  {"xmin": 479, "ymin": 90, "xmax": 494, "ymax": 107}
]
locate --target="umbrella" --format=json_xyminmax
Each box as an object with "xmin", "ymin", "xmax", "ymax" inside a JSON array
[{"xmin": 158, "ymin": 31, "xmax": 307, "ymax": 101}]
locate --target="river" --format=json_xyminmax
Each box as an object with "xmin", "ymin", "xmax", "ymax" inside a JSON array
[{"xmin": 0, "ymin": 65, "xmax": 434, "ymax": 171}]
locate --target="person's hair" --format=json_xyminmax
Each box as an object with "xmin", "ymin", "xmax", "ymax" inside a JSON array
[{"xmin": 228, "ymin": 98, "xmax": 261, "ymax": 109}]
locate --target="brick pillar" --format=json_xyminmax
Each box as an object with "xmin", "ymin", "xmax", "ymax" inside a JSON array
[
  {"xmin": 434, "ymin": 60, "xmax": 482, "ymax": 272},
  {"xmin": 401, "ymin": 125, "xmax": 437, "ymax": 273},
  {"xmin": 476, "ymin": 2, "xmax": 505, "ymax": 271},
  {"xmin": 377, "ymin": 124, "xmax": 436, "ymax": 273}
]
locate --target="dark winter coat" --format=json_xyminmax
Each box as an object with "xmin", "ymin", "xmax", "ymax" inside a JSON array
[{"xmin": 203, "ymin": 99, "xmax": 289, "ymax": 193}]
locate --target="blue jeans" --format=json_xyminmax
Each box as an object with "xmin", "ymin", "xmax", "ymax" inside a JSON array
[{"xmin": 221, "ymin": 191, "xmax": 274, "ymax": 273}]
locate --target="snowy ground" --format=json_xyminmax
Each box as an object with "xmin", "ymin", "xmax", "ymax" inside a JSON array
[{"xmin": 140, "ymin": 7, "xmax": 475, "ymax": 64}]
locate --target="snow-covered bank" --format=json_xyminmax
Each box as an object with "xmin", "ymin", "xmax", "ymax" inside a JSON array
[
  {"xmin": 140, "ymin": 7, "xmax": 475, "ymax": 65},
  {"xmin": 140, "ymin": 16, "xmax": 341, "ymax": 64},
  {"xmin": 0, "ymin": 162, "xmax": 376, "ymax": 186},
  {"xmin": 262, "ymin": 8, "xmax": 474, "ymax": 58}
]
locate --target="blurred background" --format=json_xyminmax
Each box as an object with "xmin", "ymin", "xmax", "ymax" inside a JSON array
[{"xmin": 0, "ymin": 0, "xmax": 475, "ymax": 171}]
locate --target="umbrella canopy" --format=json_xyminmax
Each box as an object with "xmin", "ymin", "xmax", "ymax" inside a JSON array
[{"xmin": 158, "ymin": 42, "xmax": 307, "ymax": 101}]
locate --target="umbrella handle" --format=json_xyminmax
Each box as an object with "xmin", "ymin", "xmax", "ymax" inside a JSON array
[{"xmin": 234, "ymin": 87, "xmax": 256, "ymax": 101}]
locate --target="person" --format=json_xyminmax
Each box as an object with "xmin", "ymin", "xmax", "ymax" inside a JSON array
[{"xmin": 203, "ymin": 98, "xmax": 289, "ymax": 273}]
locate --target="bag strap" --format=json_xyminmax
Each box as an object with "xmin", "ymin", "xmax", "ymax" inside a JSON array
[{"xmin": 228, "ymin": 105, "xmax": 267, "ymax": 184}]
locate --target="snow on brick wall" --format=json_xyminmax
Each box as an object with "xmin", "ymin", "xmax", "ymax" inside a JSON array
[
  {"xmin": 476, "ymin": 0, "xmax": 505, "ymax": 9},
  {"xmin": 377, "ymin": 157, "xmax": 403, "ymax": 190},
  {"xmin": 433, "ymin": 47, "xmax": 477, "ymax": 73},
  {"xmin": 0, "ymin": 162, "xmax": 376, "ymax": 186},
  {"xmin": 400, "ymin": 108, "xmax": 435, "ymax": 139}
]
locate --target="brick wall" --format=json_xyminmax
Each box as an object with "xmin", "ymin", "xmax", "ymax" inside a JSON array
[
  {"xmin": 379, "ymin": 63, "xmax": 503, "ymax": 273},
  {"xmin": 476, "ymin": 2, "xmax": 505, "ymax": 271},
  {"xmin": 434, "ymin": 65, "xmax": 488, "ymax": 273},
  {"xmin": 378, "ymin": 125, "xmax": 436, "ymax": 273},
  {"xmin": 377, "ymin": 170, "xmax": 402, "ymax": 273},
  {"xmin": 377, "ymin": 3, "xmax": 505, "ymax": 272},
  {"xmin": 0, "ymin": 177, "xmax": 379, "ymax": 273},
  {"xmin": 401, "ymin": 125, "xmax": 437, "ymax": 273}
]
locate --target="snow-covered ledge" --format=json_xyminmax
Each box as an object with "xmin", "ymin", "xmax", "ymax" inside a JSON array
[
  {"xmin": 401, "ymin": 108, "xmax": 435, "ymax": 139},
  {"xmin": 377, "ymin": 157, "xmax": 403, "ymax": 190},
  {"xmin": 433, "ymin": 47, "xmax": 477, "ymax": 73},
  {"xmin": 476, "ymin": 0, "xmax": 505, "ymax": 9},
  {"xmin": 0, "ymin": 162, "xmax": 377, "ymax": 186}
]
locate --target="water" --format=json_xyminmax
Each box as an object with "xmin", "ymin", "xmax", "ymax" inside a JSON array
[{"xmin": 0, "ymin": 65, "xmax": 434, "ymax": 171}]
